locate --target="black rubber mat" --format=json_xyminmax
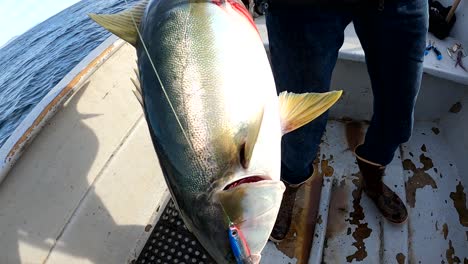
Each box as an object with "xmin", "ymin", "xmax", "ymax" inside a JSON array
[{"xmin": 136, "ymin": 199, "xmax": 216, "ymax": 264}]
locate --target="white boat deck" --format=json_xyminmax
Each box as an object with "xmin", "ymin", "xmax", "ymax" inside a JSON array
[
  {"xmin": 0, "ymin": 43, "xmax": 168, "ymax": 264},
  {"xmin": 314, "ymin": 121, "xmax": 468, "ymax": 264}
]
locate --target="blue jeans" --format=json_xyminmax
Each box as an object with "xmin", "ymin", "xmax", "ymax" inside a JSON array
[{"xmin": 266, "ymin": 1, "xmax": 428, "ymax": 185}]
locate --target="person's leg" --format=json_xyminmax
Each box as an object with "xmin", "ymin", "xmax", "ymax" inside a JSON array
[
  {"xmin": 352, "ymin": 0, "xmax": 428, "ymax": 223},
  {"xmin": 267, "ymin": 5, "xmax": 350, "ymax": 185},
  {"xmin": 353, "ymin": 0, "xmax": 428, "ymax": 165},
  {"xmin": 266, "ymin": 4, "xmax": 351, "ymax": 240}
]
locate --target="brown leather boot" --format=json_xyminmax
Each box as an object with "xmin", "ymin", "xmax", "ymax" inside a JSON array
[
  {"xmin": 356, "ymin": 154, "xmax": 408, "ymax": 224},
  {"xmin": 269, "ymin": 182, "xmax": 301, "ymax": 242}
]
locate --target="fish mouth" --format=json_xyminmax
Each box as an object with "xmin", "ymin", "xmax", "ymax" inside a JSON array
[
  {"xmin": 223, "ymin": 175, "xmax": 271, "ymax": 191},
  {"xmin": 216, "ymin": 178, "xmax": 285, "ymax": 257}
]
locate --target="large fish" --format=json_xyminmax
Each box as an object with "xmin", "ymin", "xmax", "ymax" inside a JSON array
[{"xmin": 89, "ymin": 1, "xmax": 341, "ymax": 262}]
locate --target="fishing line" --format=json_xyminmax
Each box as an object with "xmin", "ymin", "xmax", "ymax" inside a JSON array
[
  {"xmin": 124, "ymin": 0, "xmax": 195, "ymax": 153},
  {"xmin": 123, "ymin": 3, "xmax": 255, "ymax": 260},
  {"xmin": 124, "ymin": 0, "xmax": 237, "ymax": 232}
]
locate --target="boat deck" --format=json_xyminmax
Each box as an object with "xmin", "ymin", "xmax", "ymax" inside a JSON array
[
  {"xmin": 311, "ymin": 120, "xmax": 467, "ymax": 264},
  {"xmin": 134, "ymin": 120, "xmax": 468, "ymax": 264},
  {"xmin": 0, "ymin": 40, "xmax": 466, "ymax": 263}
]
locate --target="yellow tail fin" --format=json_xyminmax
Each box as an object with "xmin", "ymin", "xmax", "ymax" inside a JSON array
[{"xmin": 279, "ymin": 90, "xmax": 342, "ymax": 135}]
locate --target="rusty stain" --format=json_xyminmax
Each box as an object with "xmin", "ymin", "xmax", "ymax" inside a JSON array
[
  {"xmin": 144, "ymin": 224, "xmax": 152, "ymax": 232},
  {"xmin": 403, "ymin": 154, "xmax": 438, "ymax": 208},
  {"xmin": 396, "ymin": 253, "xmax": 406, "ymax": 264},
  {"xmin": 321, "ymin": 159, "xmax": 334, "ymax": 177},
  {"xmin": 346, "ymin": 174, "xmax": 372, "ymax": 263},
  {"xmin": 449, "ymin": 102, "xmax": 462, "ymax": 113},
  {"xmin": 348, "ymin": 176, "xmax": 365, "ymax": 225},
  {"xmin": 442, "ymin": 223, "xmax": 448, "ymax": 239},
  {"xmin": 446, "ymin": 240, "xmax": 461, "ymax": 264},
  {"xmin": 420, "ymin": 154, "xmax": 434, "ymax": 170},
  {"xmin": 326, "ymin": 179, "xmax": 348, "ymax": 238},
  {"xmin": 345, "ymin": 121, "xmax": 365, "ymax": 152},
  {"xmin": 346, "ymin": 223, "xmax": 372, "ymax": 262},
  {"xmin": 317, "ymin": 214, "xmax": 323, "ymax": 224},
  {"xmin": 449, "ymin": 182, "xmax": 468, "ymax": 227},
  {"xmin": 432, "ymin": 127, "xmax": 440, "ymax": 135},
  {"xmin": 421, "ymin": 144, "xmax": 427, "ymax": 152},
  {"xmin": 6, "ymin": 43, "xmax": 118, "ymax": 161}
]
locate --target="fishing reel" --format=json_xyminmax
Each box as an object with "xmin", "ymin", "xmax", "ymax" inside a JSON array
[
  {"xmin": 253, "ymin": 0, "xmax": 269, "ymax": 15},
  {"xmin": 242, "ymin": 0, "xmax": 269, "ymax": 16}
]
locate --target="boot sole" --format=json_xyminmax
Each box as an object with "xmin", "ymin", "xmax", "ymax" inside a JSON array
[
  {"xmin": 268, "ymin": 235, "xmax": 284, "ymax": 243},
  {"xmin": 383, "ymin": 215, "xmax": 408, "ymax": 224}
]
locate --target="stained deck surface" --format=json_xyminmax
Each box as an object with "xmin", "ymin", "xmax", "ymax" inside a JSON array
[
  {"xmin": 135, "ymin": 120, "xmax": 468, "ymax": 264},
  {"xmin": 319, "ymin": 121, "xmax": 467, "ymax": 264}
]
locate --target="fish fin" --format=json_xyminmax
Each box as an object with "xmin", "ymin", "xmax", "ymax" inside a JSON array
[
  {"xmin": 279, "ymin": 90, "xmax": 342, "ymax": 135},
  {"xmin": 88, "ymin": 0, "xmax": 148, "ymax": 46},
  {"xmin": 131, "ymin": 77, "xmax": 142, "ymax": 95},
  {"xmin": 242, "ymin": 108, "xmax": 264, "ymax": 169},
  {"xmin": 132, "ymin": 89, "xmax": 144, "ymax": 106},
  {"xmin": 131, "ymin": 78, "xmax": 143, "ymax": 107},
  {"xmin": 131, "ymin": 66, "xmax": 143, "ymax": 107}
]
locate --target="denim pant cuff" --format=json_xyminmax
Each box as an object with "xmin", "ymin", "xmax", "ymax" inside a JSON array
[{"xmin": 355, "ymin": 143, "xmax": 394, "ymax": 167}]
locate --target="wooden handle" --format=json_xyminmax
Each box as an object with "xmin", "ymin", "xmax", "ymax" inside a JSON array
[{"xmin": 446, "ymin": 0, "xmax": 462, "ymax": 22}]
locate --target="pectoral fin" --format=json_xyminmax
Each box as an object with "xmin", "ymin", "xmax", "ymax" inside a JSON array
[
  {"xmin": 88, "ymin": 0, "xmax": 148, "ymax": 46},
  {"xmin": 279, "ymin": 90, "xmax": 342, "ymax": 135},
  {"xmin": 241, "ymin": 108, "xmax": 264, "ymax": 169}
]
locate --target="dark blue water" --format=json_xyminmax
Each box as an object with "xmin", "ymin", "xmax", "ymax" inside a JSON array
[{"xmin": 0, "ymin": 0, "xmax": 138, "ymax": 148}]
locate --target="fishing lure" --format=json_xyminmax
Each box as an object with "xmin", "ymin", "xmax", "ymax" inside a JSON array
[
  {"xmin": 447, "ymin": 43, "xmax": 467, "ymax": 72},
  {"xmin": 228, "ymin": 222, "xmax": 255, "ymax": 264},
  {"xmin": 455, "ymin": 49, "xmax": 467, "ymax": 72}
]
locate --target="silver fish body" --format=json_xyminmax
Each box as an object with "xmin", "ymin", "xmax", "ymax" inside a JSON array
[
  {"xmin": 89, "ymin": 1, "xmax": 342, "ymax": 262},
  {"xmin": 138, "ymin": 1, "xmax": 283, "ymax": 261}
]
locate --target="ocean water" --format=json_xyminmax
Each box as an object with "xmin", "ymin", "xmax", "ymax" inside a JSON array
[{"xmin": 0, "ymin": 0, "xmax": 138, "ymax": 148}]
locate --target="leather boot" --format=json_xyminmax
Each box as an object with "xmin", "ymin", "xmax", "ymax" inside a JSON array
[
  {"xmin": 269, "ymin": 182, "xmax": 301, "ymax": 242},
  {"xmin": 355, "ymin": 153, "xmax": 408, "ymax": 224}
]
